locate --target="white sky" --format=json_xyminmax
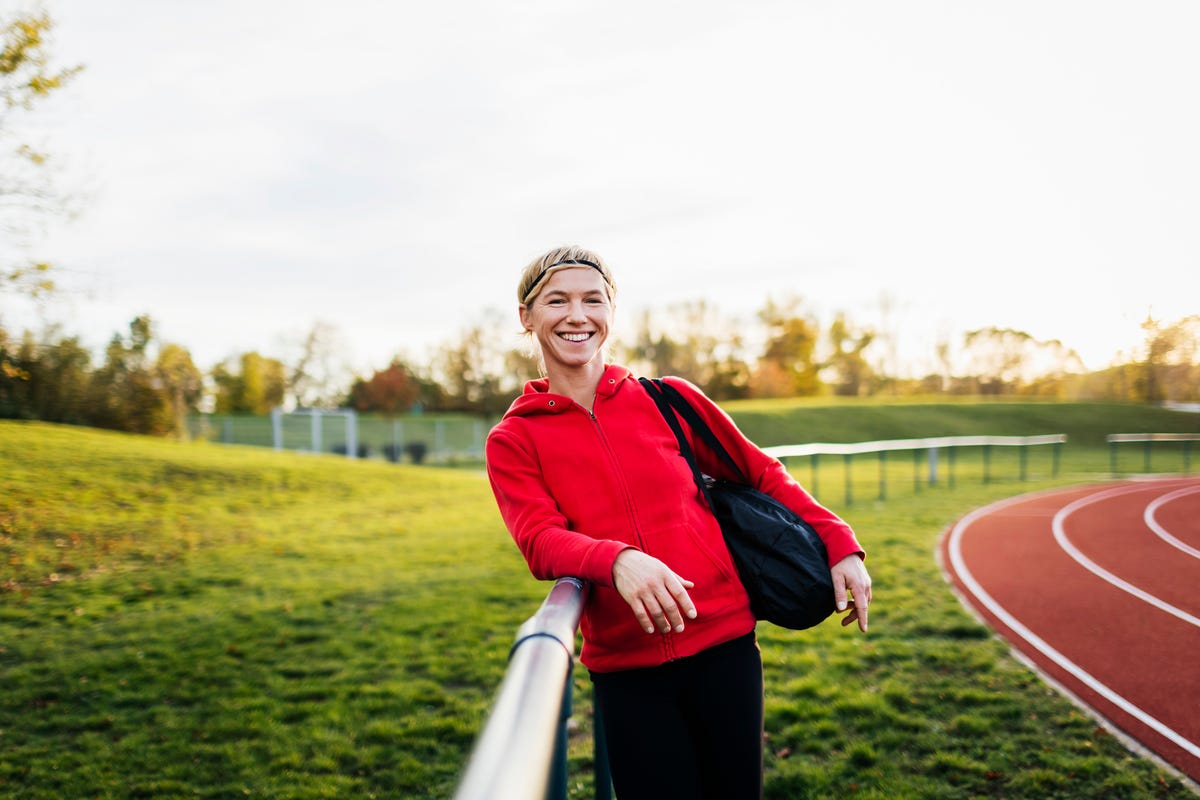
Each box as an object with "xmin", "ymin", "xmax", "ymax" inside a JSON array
[{"xmin": 5, "ymin": 0, "xmax": 1199, "ymax": 377}]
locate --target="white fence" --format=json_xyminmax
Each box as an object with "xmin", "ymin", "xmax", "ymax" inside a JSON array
[
  {"xmin": 1106, "ymin": 433, "xmax": 1199, "ymax": 473},
  {"xmin": 763, "ymin": 434, "xmax": 1068, "ymax": 504},
  {"xmin": 189, "ymin": 410, "xmax": 492, "ymax": 464}
]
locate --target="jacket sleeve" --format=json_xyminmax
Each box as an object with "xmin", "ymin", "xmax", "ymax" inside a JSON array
[
  {"xmin": 664, "ymin": 378, "xmax": 866, "ymax": 567},
  {"xmin": 485, "ymin": 425, "xmax": 632, "ymax": 586}
]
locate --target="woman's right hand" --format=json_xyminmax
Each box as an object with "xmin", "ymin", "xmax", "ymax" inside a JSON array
[{"xmin": 611, "ymin": 549, "xmax": 697, "ymax": 634}]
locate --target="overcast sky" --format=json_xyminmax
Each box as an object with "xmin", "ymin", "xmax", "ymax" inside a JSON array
[{"xmin": 6, "ymin": 0, "xmax": 1199, "ymax": 378}]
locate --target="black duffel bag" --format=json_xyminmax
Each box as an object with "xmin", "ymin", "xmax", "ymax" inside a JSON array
[{"xmin": 641, "ymin": 378, "xmax": 836, "ymax": 630}]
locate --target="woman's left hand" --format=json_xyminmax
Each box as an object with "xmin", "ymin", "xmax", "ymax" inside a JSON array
[{"xmin": 831, "ymin": 554, "xmax": 871, "ymax": 632}]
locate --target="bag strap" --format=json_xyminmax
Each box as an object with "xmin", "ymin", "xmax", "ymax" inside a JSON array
[
  {"xmin": 639, "ymin": 378, "xmax": 711, "ymax": 503},
  {"xmin": 641, "ymin": 377, "xmax": 749, "ymax": 484}
]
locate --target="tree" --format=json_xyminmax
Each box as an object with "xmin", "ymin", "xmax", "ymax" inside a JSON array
[
  {"xmin": 1137, "ymin": 314, "xmax": 1200, "ymax": 403},
  {"xmin": 288, "ymin": 321, "xmax": 353, "ymax": 409},
  {"xmin": 435, "ymin": 309, "xmax": 533, "ymax": 415},
  {"xmin": 1, "ymin": 10, "xmax": 84, "ymax": 302},
  {"xmin": 961, "ymin": 327, "xmax": 1083, "ymax": 396},
  {"xmin": 156, "ymin": 343, "xmax": 203, "ymax": 438},
  {"xmin": 212, "ymin": 352, "xmax": 286, "ymax": 415},
  {"xmin": 753, "ymin": 296, "xmax": 821, "ymax": 398},
  {"xmin": 826, "ymin": 313, "xmax": 876, "ymax": 397},
  {"xmin": 87, "ymin": 316, "xmax": 172, "ymax": 435},
  {"xmin": 22, "ymin": 328, "xmax": 90, "ymax": 423},
  {"xmin": 617, "ymin": 301, "xmax": 750, "ymax": 400},
  {"xmin": 347, "ymin": 358, "xmax": 421, "ymax": 416}
]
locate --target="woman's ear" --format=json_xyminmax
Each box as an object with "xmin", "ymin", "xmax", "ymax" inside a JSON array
[{"xmin": 518, "ymin": 304, "xmax": 532, "ymax": 330}]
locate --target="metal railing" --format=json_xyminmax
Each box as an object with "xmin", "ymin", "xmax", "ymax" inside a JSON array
[
  {"xmin": 454, "ymin": 577, "xmax": 601, "ymax": 800},
  {"xmin": 763, "ymin": 434, "xmax": 1067, "ymax": 504},
  {"xmin": 1107, "ymin": 433, "xmax": 1199, "ymax": 473}
]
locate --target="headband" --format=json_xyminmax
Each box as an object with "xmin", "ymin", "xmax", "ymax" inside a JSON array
[{"xmin": 523, "ymin": 258, "xmax": 605, "ymax": 302}]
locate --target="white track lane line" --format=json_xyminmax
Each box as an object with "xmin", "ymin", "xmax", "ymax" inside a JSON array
[
  {"xmin": 1052, "ymin": 484, "xmax": 1200, "ymax": 628},
  {"xmin": 1145, "ymin": 485, "xmax": 1200, "ymax": 560},
  {"xmin": 947, "ymin": 491, "xmax": 1200, "ymax": 760}
]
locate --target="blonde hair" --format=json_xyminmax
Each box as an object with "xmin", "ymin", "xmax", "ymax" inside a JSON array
[{"xmin": 517, "ymin": 245, "xmax": 617, "ymax": 306}]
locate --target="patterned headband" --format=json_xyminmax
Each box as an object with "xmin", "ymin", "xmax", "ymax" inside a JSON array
[{"xmin": 523, "ymin": 258, "xmax": 605, "ymax": 301}]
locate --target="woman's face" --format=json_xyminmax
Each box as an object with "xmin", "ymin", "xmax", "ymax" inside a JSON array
[{"xmin": 520, "ymin": 267, "xmax": 613, "ymax": 373}]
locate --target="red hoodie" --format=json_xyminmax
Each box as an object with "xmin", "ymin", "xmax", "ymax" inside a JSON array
[{"xmin": 485, "ymin": 364, "xmax": 864, "ymax": 672}]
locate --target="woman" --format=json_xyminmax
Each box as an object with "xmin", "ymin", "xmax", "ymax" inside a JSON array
[{"xmin": 485, "ymin": 245, "xmax": 871, "ymax": 799}]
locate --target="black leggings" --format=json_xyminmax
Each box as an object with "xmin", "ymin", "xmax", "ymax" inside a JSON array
[{"xmin": 590, "ymin": 633, "xmax": 764, "ymax": 800}]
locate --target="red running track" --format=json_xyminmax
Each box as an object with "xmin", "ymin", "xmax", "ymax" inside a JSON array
[{"xmin": 940, "ymin": 477, "xmax": 1200, "ymax": 783}]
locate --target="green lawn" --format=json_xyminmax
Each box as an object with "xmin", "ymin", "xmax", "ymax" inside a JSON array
[{"xmin": 1, "ymin": 408, "xmax": 1197, "ymax": 799}]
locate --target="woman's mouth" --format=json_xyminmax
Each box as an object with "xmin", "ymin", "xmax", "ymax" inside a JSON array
[{"xmin": 558, "ymin": 332, "xmax": 593, "ymax": 342}]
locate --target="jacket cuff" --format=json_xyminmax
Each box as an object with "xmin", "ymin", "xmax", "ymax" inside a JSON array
[
  {"xmin": 825, "ymin": 537, "xmax": 866, "ymax": 568},
  {"xmin": 584, "ymin": 541, "xmax": 637, "ymax": 587}
]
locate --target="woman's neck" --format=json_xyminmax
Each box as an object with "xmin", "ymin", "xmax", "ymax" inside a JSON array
[{"xmin": 546, "ymin": 362, "xmax": 606, "ymax": 411}]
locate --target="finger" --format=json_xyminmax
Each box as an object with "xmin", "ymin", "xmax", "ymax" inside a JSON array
[
  {"xmin": 669, "ymin": 577, "xmax": 698, "ymax": 622},
  {"xmin": 630, "ymin": 600, "xmax": 658, "ymax": 634},
  {"xmin": 839, "ymin": 599, "xmax": 857, "ymax": 627},
  {"xmin": 641, "ymin": 594, "xmax": 672, "ymax": 634},
  {"xmin": 852, "ymin": 578, "xmax": 871, "ymax": 631},
  {"xmin": 658, "ymin": 584, "xmax": 695, "ymax": 633},
  {"xmin": 832, "ymin": 570, "xmax": 849, "ymax": 612}
]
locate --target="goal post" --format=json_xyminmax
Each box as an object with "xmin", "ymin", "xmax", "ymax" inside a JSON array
[{"xmin": 270, "ymin": 407, "xmax": 359, "ymax": 458}]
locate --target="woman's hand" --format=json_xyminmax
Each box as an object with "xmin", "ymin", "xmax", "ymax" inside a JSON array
[
  {"xmin": 612, "ymin": 549, "xmax": 697, "ymax": 634},
  {"xmin": 831, "ymin": 554, "xmax": 872, "ymax": 632}
]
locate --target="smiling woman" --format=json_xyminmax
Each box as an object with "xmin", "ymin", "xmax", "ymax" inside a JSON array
[
  {"xmin": 485, "ymin": 244, "xmax": 871, "ymax": 799},
  {"xmin": 515, "ymin": 246, "xmax": 618, "ymax": 405}
]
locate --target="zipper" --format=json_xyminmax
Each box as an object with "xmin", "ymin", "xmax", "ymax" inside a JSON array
[
  {"xmin": 583, "ymin": 401, "xmax": 645, "ymax": 551},
  {"xmin": 586, "ymin": 399, "xmax": 679, "ymax": 662}
]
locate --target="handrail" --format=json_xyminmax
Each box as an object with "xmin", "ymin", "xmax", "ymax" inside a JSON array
[
  {"xmin": 763, "ymin": 434, "xmax": 1067, "ymax": 459},
  {"xmin": 1106, "ymin": 433, "xmax": 1197, "ymax": 473},
  {"xmin": 763, "ymin": 434, "xmax": 1067, "ymax": 504},
  {"xmin": 1106, "ymin": 433, "xmax": 1200, "ymax": 443},
  {"xmin": 454, "ymin": 577, "xmax": 589, "ymax": 800}
]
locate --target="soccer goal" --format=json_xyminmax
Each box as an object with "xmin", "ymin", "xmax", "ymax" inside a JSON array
[{"xmin": 269, "ymin": 407, "xmax": 359, "ymax": 458}]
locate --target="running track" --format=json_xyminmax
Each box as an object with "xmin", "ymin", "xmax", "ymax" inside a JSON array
[{"xmin": 940, "ymin": 477, "xmax": 1200, "ymax": 783}]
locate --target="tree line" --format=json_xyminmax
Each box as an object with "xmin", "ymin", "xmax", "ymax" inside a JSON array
[{"xmin": 1, "ymin": 305, "xmax": 1197, "ymax": 439}]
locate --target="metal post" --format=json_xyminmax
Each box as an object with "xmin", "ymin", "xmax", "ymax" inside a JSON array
[
  {"xmin": 844, "ymin": 454, "xmax": 853, "ymax": 506},
  {"xmin": 1020, "ymin": 446, "xmax": 1028, "ymax": 481},
  {"xmin": 927, "ymin": 447, "xmax": 939, "ymax": 486},
  {"xmin": 983, "ymin": 445, "xmax": 991, "ymax": 485},
  {"xmin": 311, "ymin": 409, "xmax": 322, "ymax": 454},
  {"xmin": 271, "ymin": 408, "xmax": 283, "ymax": 451},
  {"xmin": 1110, "ymin": 440, "xmax": 1118, "ymax": 474},
  {"xmin": 547, "ymin": 678, "xmax": 572, "ymax": 800},
  {"xmin": 878, "ymin": 451, "xmax": 887, "ymax": 501},
  {"xmin": 392, "ymin": 420, "xmax": 404, "ymax": 463},
  {"xmin": 913, "ymin": 449, "xmax": 921, "ymax": 493},
  {"xmin": 1144, "ymin": 440, "xmax": 1152, "ymax": 472},
  {"xmin": 811, "ymin": 454, "xmax": 819, "ymax": 500},
  {"xmin": 1054, "ymin": 441, "xmax": 1062, "ymax": 477}
]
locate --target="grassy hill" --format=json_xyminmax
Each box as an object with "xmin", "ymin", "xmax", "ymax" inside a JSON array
[{"xmin": 1, "ymin": 408, "xmax": 1196, "ymax": 799}]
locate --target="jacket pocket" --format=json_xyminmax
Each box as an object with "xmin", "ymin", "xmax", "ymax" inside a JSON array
[{"xmin": 641, "ymin": 521, "xmax": 743, "ymax": 608}]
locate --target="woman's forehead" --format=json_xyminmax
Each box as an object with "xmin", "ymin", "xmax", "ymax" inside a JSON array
[{"xmin": 540, "ymin": 266, "xmax": 611, "ymax": 294}]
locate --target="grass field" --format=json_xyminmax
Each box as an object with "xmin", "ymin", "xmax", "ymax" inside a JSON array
[{"xmin": 2, "ymin": 403, "xmax": 1198, "ymax": 799}]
